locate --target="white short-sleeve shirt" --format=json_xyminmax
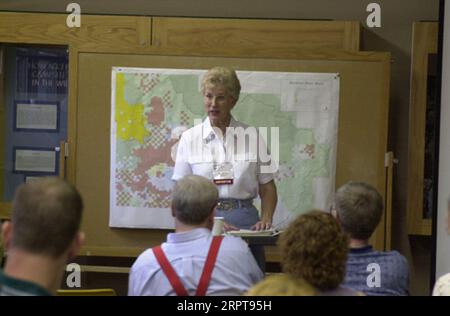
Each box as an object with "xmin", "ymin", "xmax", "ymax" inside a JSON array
[{"xmin": 172, "ymin": 117, "xmax": 274, "ymax": 200}]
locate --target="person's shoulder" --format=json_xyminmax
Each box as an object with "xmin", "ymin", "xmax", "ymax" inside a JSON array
[
  {"xmin": 0, "ymin": 271, "xmax": 52, "ymax": 296},
  {"xmin": 433, "ymin": 273, "xmax": 450, "ymax": 296},
  {"xmin": 221, "ymin": 235, "xmax": 251, "ymax": 252},
  {"xmin": 349, "ymin": 248, "xmax": 407, "ymax": 266},
  {"xmin": 232, "ymin": 119, "xmax": 250, "ymax": 129},
  {"xmin": 369, "ymin": 250, "xmax": 409, "ymax": 275},
  {"xmin": 385, "ymin": 250, "xmax": 408, "ymax": 264},
  {"xmin": 247, "ymin": 274, "xmax": 317, "ymax": 296},
  {"xmin": 437, "ymin": 272, "xmax": 450, "ymax": 283},
  {"xmin": 131, "ymin": 248, "xmax": 157, "ymax": 271},
  {"xmin": 180, "ymin": 123, "xmax": 202, "ymax": 138},
  {"xmin": 320, "ymin": 286, "xmax": 362, "ymax": 296}
]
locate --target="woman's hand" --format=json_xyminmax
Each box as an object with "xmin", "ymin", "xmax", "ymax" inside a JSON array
[
  {"xmin": 250, "ymin": 220, "xmax": 272, "ymax": 231},
  {"xmin": 223, "ymin": 222, "xmax": 239, "ymax": 232},
  {"xmin": 258, "ymin": 180, "xmax": 277, "ymax": 231}
]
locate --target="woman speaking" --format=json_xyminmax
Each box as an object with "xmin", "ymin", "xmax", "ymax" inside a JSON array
[{"xmin": 172, "ymin": 66, "xmax": 277, "ymax": 234}]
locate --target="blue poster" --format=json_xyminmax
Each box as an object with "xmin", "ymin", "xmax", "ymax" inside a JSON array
[
  {"xmin": 15, "ymin": 49, "xmax": 68, "ymax": 95},
  {"xmin": 2, "ymin": 46, "xmax": 68, "ymax": 201}
]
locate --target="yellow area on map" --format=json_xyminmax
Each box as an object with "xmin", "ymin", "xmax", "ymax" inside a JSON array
[{"xmin": 115, "ymin": 73, "xmax": 149, "ymax": 143}]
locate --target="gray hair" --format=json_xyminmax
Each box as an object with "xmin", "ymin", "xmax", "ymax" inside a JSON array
[
  {"xmin": 201, "ymin": 66, "xmax": 241, "ymax": 100},
  {"xmin": 172, "ymin": 175, "xmax": 218, "ymax": 225},
  {"xmin": 334, "ymin": 181, "xmax": 383, "ymax": 240}
]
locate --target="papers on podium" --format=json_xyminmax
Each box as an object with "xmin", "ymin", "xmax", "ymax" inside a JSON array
[{"xmin": 226, "ymin": 229, "xmax": 280, "ymax": 237}]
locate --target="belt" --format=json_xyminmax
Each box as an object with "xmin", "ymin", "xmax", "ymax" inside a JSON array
[{"xmin": 216, "ymin": 199, "xmax": 253, "ymax": 211}]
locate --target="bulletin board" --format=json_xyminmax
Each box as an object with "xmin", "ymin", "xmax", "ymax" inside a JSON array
[{"xmin": 75, "ymin": 52, "xmax": 390, "ymax": 257}]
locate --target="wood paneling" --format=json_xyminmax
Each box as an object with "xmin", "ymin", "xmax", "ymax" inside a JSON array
[
  {"xmin": 0, "ymin": 12, "xmax": 362, "ymax": 57},
  {"xmin": 76, "ymin": 52, "xmax": 389, "ymax": 256},
  {"xmin": 0, "ymin": 12, "xmax": 392, "ymax": 258},
  {"xmin": 0, "ymin": 45, "xmax": 4, "ymax": 205},
  {"xmin": 0, "ymin": 202, "xmax": 11, "ymax": 220},
  {"xmin": 152, "ymin": 17, "xmax": 360, "ymax": 55},
  {"xmin": 67, "ymin": 47, "xmax": 79, "ymax": 185},
  {"xmin": 407, "ymin": 22, "xmax": 438, "ymax": 235},
  {"xmin": 0, "ymin": 46, "xmax": 9, "ymax": 220},
  {"xmin": 0, "ymin": 12, "xmax": 152, "ymax": 51},
  {"xmin": 385, "ymin": 151, "xmax": 394, "ymax": 250}
]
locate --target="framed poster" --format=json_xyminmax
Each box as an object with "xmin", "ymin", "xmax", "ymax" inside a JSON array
[
  {"xmin": 13, "ymin": 147, "xmax": 57, "ymax": 174},
  {"xmin": 14, "ymin": 100, "xmax": 59, "ymax": 132},
  {"xmin": 24, "ymin": 176, "xmax": 42, "ymax": 183}
]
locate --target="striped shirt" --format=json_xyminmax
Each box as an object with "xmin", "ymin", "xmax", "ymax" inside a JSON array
[
  {"xmin": 0, "ymin": 270, "xmax": 51, "ymax": 296},
  {"xmin": 342, "ymin": 245, "xmax": 409, "ymax": 296}
]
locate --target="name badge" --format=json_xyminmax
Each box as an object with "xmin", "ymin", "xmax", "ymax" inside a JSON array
[{"xmin": 213, "ymin": 162, "xmax": 234, "ymax": 185}]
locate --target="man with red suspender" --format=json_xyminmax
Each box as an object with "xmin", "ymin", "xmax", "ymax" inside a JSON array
[{"xmin": 128, "ymin": 175, "xmax": 263, "ymax": 296}]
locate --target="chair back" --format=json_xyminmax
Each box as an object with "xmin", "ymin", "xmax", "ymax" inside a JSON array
[{"xmin": 57, "ymin": 288, "xmax": 117, "ymax": 296}]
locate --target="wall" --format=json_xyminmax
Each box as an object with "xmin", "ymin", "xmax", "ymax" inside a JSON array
[{"xmin": 436, "ymin": 0, "xmax": 450, "ymax": 282}]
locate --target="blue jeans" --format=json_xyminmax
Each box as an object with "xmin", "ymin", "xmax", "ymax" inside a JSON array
[{"xmin": 216, "ymin": 204, "xmax": 266, "ymax": 273}]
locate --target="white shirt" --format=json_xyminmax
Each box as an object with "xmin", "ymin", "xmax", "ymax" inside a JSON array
[
  {"xmin": 172, "ymin": 117, "xmax": 274, "ymax": 199},
  {"xmin": 128, "ymin": 228, "xmax": 263, "ymax": 296},
  {"xmin": 433, "ymin": 273, "xmax": 450, "ymax": 296}
]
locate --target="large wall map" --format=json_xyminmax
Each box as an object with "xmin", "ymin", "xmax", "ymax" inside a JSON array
[{"xmin": 110, "ymin": 68, "xmax": 339, "ymax": 229}]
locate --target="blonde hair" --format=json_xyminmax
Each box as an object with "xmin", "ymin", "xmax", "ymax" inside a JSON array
[
  {"xmin": 278, "ymin": 210, "xmax": 349, "ymax": 291},
  {"xmin": 201, "ymin": 66, "xmax": 241, "ymax": 100},
  {"xmin": 246, "ymin": 274, "xmax": 317, "ymax": 296}
]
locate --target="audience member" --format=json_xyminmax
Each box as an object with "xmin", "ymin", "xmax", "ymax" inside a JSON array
[
  {"xmin": 332, "ymin": 181, "xmax": 409, "ymax": 296},
  {"xmin": 246, "ymin": 274, "xmax": 316, "ymax": 296},
  {"xmin": 0, "ymin": 177, "xmax": 84, "ymax": 295},
  {"xmin": 278, "ymin": 210, "xmax": 359, "ymax": 295},
  {"xmin": 128, "ymin": 175, "xmax": 263, "ymax": 296},
  {"xmin": 432, "ymin": 196, "xmax": 450, "ymax": 296}
]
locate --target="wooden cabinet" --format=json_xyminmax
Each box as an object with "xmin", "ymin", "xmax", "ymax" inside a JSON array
[{"xmin": 407, "ymin": 22, "xmax": 439, "ymax": 235}]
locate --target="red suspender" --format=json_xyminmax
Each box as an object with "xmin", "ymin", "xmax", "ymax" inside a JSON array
[
  {"xmin": 152, "ymin": 245, "xmax": 189, "ymax": 296},
  {"xmin": 195, "ymin": 236, "xmax": 223, "ymax": 296},
  {"xmin": 152, "ymin": 235, "xmax": 224, "ymax": 296}
]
